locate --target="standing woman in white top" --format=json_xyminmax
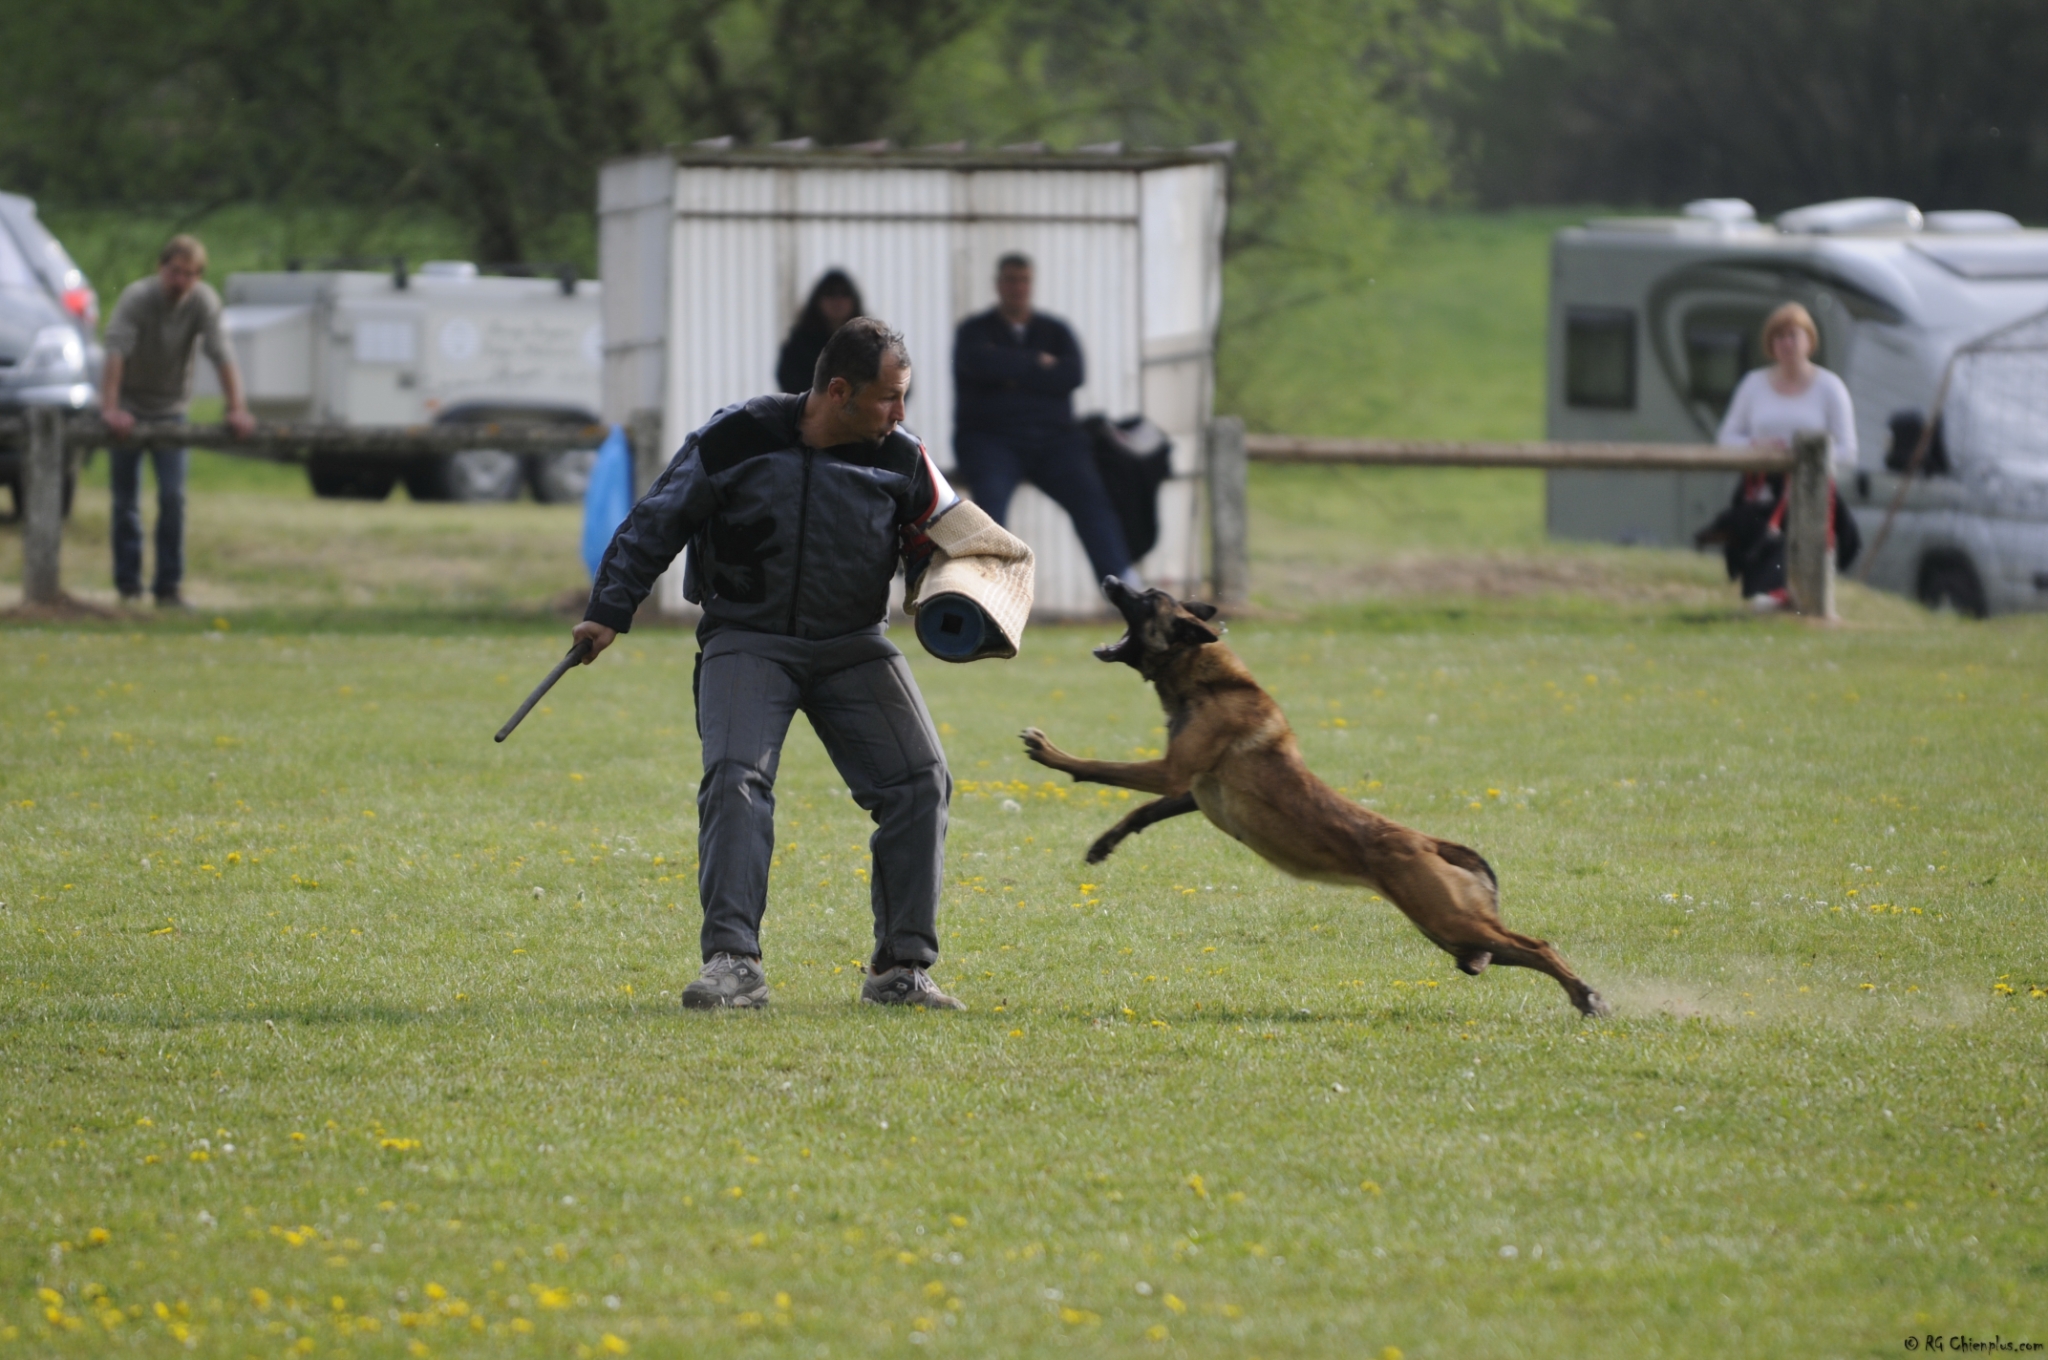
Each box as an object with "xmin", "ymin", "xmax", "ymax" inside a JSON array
[
  {"xmin": 1706, "ymin": 302, "xmax": 1861, "ymax": 604},
  {"xmin": 1717, "ymin": 302, "xmax": 1857, "ymax": 471}
]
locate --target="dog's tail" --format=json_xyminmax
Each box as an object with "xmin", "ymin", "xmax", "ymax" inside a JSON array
[{"xmin": 1432, "ymin": 839, "xmax": 1499, "ymax": 899}]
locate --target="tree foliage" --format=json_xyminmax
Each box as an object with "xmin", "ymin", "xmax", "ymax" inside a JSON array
[
  {"xmin": 1449, "ymin": 0, "xmax": 2048, "ymax": 217},
  {"xmin": 0, "ymin": 0, "xmax": 1566, "ymax": 267}
]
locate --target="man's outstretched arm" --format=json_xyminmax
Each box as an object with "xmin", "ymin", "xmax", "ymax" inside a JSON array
[{"xmin": 575, "ymin": 440, "xmax": 717, "ymax": 660}]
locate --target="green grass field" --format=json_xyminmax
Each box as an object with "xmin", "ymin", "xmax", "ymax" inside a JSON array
[
  {"xmin": 5, "ymin": 208, "xmax": 2046, "ymax": 1356},
  {"xmin": 4, "ymin": 605, "xmax": 2045, "ymax": 1357}
]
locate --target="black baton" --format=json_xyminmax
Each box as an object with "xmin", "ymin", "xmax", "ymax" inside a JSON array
[{"xmin": 495, "ymin": 637, "xmax": 594, "ymax": 742}]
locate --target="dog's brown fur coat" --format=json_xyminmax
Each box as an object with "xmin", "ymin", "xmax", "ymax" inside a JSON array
[{"xmin": 1022, "ymin": 582, "xmax": 1609, "ymax": 1017}]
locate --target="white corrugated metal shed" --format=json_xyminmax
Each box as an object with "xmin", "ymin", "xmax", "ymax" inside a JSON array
[{"xmin": 598, "ymin": 145, "xmax": 1230, "ymax": 617}]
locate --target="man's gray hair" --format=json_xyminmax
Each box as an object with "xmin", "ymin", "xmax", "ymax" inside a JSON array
[{"xmin": 813, "ymin": 316, "xmax": 911, "ymax": 394}]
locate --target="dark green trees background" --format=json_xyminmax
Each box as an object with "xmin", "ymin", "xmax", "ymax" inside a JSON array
[{"xmin": 4, "ymin": 0, "xmax": 2042, "ymax": 268}]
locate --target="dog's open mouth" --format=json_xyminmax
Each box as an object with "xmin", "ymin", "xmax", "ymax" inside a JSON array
[{"xmin": 1093, "ymin": 632, "xmax": 1134, "ymax": 663}]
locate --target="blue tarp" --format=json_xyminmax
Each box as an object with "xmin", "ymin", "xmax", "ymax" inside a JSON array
[{"xmin": 581, "ymin": 424, "xmax": 633, "ymax": 579}]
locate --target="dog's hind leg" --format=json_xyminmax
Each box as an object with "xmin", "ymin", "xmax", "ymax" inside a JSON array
[
  {"xmin": 1476, "ymin": 929, "xmax": 1610, "ymax": 1017},
  {"xmin": 1085, "ymin": 792, "xmax": 1199, "ymax": 864}
]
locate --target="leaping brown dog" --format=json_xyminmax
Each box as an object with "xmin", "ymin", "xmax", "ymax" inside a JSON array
[{"xmin": 1021, "ymin": 580, "xmax": 1611, "ymax": 1017}]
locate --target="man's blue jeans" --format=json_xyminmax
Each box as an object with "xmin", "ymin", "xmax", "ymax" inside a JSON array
[
  {"xmin": 953, "ymin": 424, "xmax": 1135, "ymax": 584},
  {"xmin": 110, "ymin": 439, "xmax": 188, "ymax": 600}
]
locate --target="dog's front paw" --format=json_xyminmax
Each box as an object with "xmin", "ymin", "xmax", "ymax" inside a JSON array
[
  {"xmin": 1020, "ymin": 727, "xmax": 1054, "ymax": 763},
  {"xmin": 1578, "ymin": 989, "xmax": 1612, "ymax": 1018},
  {"xmin": 1084, "ymin": 833, "xmax": 1119, "ymax": 865}
]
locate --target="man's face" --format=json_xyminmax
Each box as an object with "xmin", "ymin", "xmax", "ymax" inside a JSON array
[
  {"xmin": 158, "ymin": 256, "xmax": 204, "ymax": 302},
  {"xmin": 835, "ymin": 356, "xmax": 911, "ymax": 443},
  {"xmin": 996, "ymin": 265, "xmax": 1032, "ymax": 316}
]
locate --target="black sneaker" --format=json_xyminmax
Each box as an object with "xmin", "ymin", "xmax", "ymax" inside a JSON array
[
  {"xmin": 860, "ymin": 964, "xmax": 965, "ymax": 1010},
  {"xmin": 681, "ymin": 953, "xmax": 769, "ymax": 1010}
]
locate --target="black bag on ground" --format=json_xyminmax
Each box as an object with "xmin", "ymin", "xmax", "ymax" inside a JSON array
[
  {"xmin": 1083, "ymin": 414, "xmax": 1173, "ymax": 563},
  {"xmin": 1701, "ymin": 470, "xmax": 1861, "ymax": 597}
]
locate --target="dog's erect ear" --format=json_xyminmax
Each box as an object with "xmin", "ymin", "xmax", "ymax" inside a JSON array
[
  {"xmin": 1171, "ymin": 615, "xmax": 1220, "ymax": 648},
  {"xmin": 1182, "ymin": 601, "xmax": 1219, "ymax": 621}
]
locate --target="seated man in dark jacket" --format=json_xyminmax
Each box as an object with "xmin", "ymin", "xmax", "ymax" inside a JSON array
[
  {"xmin": 953, "ymin": 253, "xmax": 1139, "ymax": 588},
  {"xmin": 573, "ymin": 318, "xmax": 966, "ymax": 1011}
]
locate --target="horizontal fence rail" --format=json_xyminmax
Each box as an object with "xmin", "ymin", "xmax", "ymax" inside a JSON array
[
  {"xmin": 4, "ymin": 412, "xmax": 666, "ymax": 612},
  {"xmin": 7, "ymin": 412, "xmax": 1833, "ymax": 623},
  {"xmin": 1242, "ymin": 433, "xmax": 1794, "ymax": 473},
  {"xmin": 0, "ymin": 415, "xmax": 612, "ymax": 461},
  {"xmin": 1207, "ymin": 417, "xmax": 1834, "ymax": 619}
]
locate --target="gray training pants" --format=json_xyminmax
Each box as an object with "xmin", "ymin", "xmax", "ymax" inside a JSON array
[{"xmin": 693, "ymin": 626, "xmax": 950, "ymax": 969}]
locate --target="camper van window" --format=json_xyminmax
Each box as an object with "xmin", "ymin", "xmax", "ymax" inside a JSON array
[
  {"xmin": 1565, "ymin": 308, "xmax": 1636, "ymax": 409},
  {"xmin": 1684, "ymin": 323, "xmax": 1753, "ymax": 410}
]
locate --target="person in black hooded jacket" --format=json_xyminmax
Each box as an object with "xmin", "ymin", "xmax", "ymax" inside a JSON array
[
  {"xmin": 573, "ymin": 318, "xmax": 970, "ymax": 1013},
  {"xmin": 775, "ymin": 270, "xmax": 863, "ymax": 394}
]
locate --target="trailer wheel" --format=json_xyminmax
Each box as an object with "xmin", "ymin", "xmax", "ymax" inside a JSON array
[
  {"xmin": 528, "ymin": 448, "xmax": 599, "ymax": 504},
  {"xmin": 308, "ymin": 457, "xmax": 397, "ymax": 500},
  {"xmin": 1917, "ymin": 552, "xmax": 1988, "ymax": 619},
  {"xmin": 404, "ymin": 450, "xmax": 525, "ymax": 503}
]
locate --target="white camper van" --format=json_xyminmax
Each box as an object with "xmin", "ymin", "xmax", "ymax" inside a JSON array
[
  {"xmin": 1547, "ymin": 198, "xmax": 2048, "ymax": 615},
  {"xmin": 195, "ymin": 261, "xmax": 604, "ymax": 503}
]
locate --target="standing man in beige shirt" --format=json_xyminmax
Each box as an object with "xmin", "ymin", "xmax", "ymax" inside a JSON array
[{"xmin": 99, "ymin": 234, "xmax": 254, "ymax": 607}]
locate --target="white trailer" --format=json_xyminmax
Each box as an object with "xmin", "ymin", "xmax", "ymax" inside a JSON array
[
  {"xmin": 195, "ymin": 262, "xmax": 605, "ymax": 502},
  {"xmin": 1547, "ymin": 197, "xmax": 2048, "ymax": 615},
  {"xmin": 597, "ymin": 145, "xmax": 1230, "ymax": 617}
]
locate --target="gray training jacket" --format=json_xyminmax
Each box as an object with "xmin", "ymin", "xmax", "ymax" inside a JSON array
[{"xmin": 583, "ymin": 393, "xmax": 949, "ymax": 639}]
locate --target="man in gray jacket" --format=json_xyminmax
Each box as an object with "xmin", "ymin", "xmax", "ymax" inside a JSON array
[
  {"xmin": 99, "ymin": 234, "xmax": 255, "ymax": 606},
  {"xmin": 573, "ymin": 318, "xmax": 965, "ymax": 1010}
]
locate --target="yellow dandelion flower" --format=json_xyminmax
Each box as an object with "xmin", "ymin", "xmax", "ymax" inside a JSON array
[
  {"xmin": 1146, "ymin": 1324, "xmax": 1170, "ymax": 1341},
  {"xmin": 533, "ymin": 1286, "xmax": 570, "ymax": 1310},
  {"xmin": 425, "ymin": 1283, "xmax": 447, "ymax": 1301},
  {"xmin": 601, "ymin": 1334, "xmax": 630, "ymax": 1355},
  {"xmin": 1164, "ymin": 1293, "xmax": 1187, "ymax": 1314},
  {"xmin": 1185, "ymin": 1173, "xmax": 1208, "ymax": 1199},
  {"xmin": 948, "ymin": 1214, "xmax": 968, "ymax": 1228}
]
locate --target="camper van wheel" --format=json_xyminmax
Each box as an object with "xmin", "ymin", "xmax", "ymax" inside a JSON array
[
  {"xmin": 307, "ymin": 457, "xmax": 397, "ymax": 501},
  {"xmin": 528, "ymin": 448, "xmax": 600, "ymax": 504},
  {"xmin": 1917, "ymin": 552, "xmax": 1988, "ymax": 619},
  {"xmin": 404, "ymin": 450, "xmax": 525, "ymax": 503}
]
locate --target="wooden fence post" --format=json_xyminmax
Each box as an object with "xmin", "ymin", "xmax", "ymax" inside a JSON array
[
  {"xmin": 1785, "ymin": 429, "xmax": 1835, "ymax": 620},
  {"xmin": 628, "ymin": 407, "xmax": 665, "ymax": 497},
  {"xmin": 1207, "ymin": 415, "xmax": 1248, "ymax": 604},
  {"xmin": 22, "ymin": 408, "xmax": 66, "ymax": 606}
]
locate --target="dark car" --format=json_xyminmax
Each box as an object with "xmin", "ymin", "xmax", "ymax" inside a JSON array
[{"xmin": 0, "ymin": 190, "xmax": 99, "ymax": 516}]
